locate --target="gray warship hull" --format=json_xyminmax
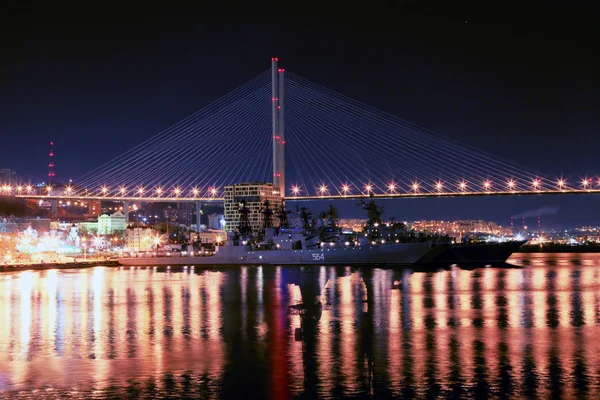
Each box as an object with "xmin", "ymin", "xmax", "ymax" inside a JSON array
[{"xmin": 118, "ymin": 242, "xmax": 446, "ymax": 266}]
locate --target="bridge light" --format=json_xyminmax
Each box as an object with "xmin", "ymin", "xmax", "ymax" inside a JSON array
[
  {"xmin": 557, "ymin": 179, "xmax": 566, "ymax": 189},
  {"xmin": 174, "ymin": 187, "xmax": 181, "ymax": 196},
  {"xmin": 46, "ymin": 185, "xmax": 52, "ymax": 194},
  {"xmin": 582, "ymin": 178, "xmax": 590, "ymax": 189},
  {"xmin": 137, "ymin": 187, "xmax": 144, "ymax": 196},
  {"xmin": 507, "ymin": 180, "xmax": 515, "ymax": 190},
  {"xmin": 532, "ymin": 179, "xmax": 540, "ymax": 190},
  {"xmin": 292, "ymin": 186, "xmax": 300, "ymax": 196},
  {"xmin": 435, "ymin": 181, "xmax": 443, "ymax": 192},
  {"xmin": 459, "ymin": 181, "xmax": 467, "ymax": 191},
  {"xmin": 26, "ymin": 185, "xmax": 32, "ymax": 193},
  {"xmin": 156, "ymin": 187, "xmax": 163, "ymax": 196},
  {"xmin": 483, "ymin": 180, "xmax": 491, "ymax": 191},
  {"xmin": 341, "ymin": 184, "xmax": 350, "ymax": 195},
  {"xmin": 192, "ymin": 188, "xmax": 199, "ymax": 197},
  {"xmin": 210, "ymin": 188, "xmax": 218, "ymax": 196},
  {"xmin": 16, "ymin": 185, "xmax": 22, "ymax": 193},
  {"xmin": 119, "ymin": 186, "xmax": 126, "ymax": 195},
  {"xmin": 411, "ymin": 182, "xmax": 419, "ymax": 192},
  {"xmin": 66, "ymin": 186, "xmax": 73, "ymax": 194},
  {"xmin": 365, "ymin": 184, "xmax": 372, "ymax": 193},
  {"xmin": 318, "ymin": 185, "xmax": 327, "ymax": 195},
  {"xmin": 101, "ymin": 186, "xmax": 108, "ymax": 196},
  {"xmin": 388, "ymin": 183, "xmax": 396, "ymax": 193}
]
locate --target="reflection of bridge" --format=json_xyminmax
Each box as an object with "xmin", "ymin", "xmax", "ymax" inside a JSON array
[{"xmin": 5, "ymin": 58, "xmax": 597, "ymax": 213}]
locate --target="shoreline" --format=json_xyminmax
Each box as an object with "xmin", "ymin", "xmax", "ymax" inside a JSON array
[{"xmin": 0, "ymin": 260, "xmax": 119, "ymax": 273}]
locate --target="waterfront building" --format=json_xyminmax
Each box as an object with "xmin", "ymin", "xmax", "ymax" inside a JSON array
[
  {"xmin": 125, "ymin": 227, "xmax": 156, "ymax": 252},
  {"xmin": 223, "ymin": 182, "xmax": 282, "ymax": 232},
  {"xmin": 98, "ymin": 211, "xmax": 126, "ymax": 234},
  {"xmin": 198, "ymin": 229, "xmax": 227, "ymax": 243},
  {"xmin": 78, "ymin": 220, "xmax": 98, "ymax": 233}
]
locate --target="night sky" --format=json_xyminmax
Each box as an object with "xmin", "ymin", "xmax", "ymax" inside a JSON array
[{"xmin": 1, "ymin": 11, "xmax": 599, "ymax": 227}]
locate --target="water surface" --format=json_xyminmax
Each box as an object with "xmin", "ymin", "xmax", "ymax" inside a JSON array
[{"xmin": 1, "ymin": 254, "xmax": 600, "ymax": 398}]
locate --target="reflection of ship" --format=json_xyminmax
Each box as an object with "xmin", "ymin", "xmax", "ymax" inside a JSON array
[
  {"xmin": 118, "ymin": 228, "xmax": 447, "ymax": 266},
  {"xmin": 429, "ymin": 240, "xmax": 526, "ymax": 265}
]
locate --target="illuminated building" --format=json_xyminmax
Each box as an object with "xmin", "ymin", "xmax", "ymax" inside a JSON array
[
  {"xmin": 97, "ymin": 211, "xmax": 127, "ymax": 234},
  {"xmin": 198, "ymin": 229, "xmax": 227, "ymax": 244},
  {"xmin": 125, "ymin": 227, "xmax": 155, "ymax": 252},
  {"xmin": 223, "ymin": 182, "xmax": 282, "ymax": 232}
]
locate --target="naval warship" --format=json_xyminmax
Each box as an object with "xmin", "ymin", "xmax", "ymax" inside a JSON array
[{"xmin": 118, "ymin": 200, "xmax": 447, "ymax": 267}]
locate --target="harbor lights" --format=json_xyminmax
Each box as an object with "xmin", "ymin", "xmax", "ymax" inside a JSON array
[
  {"xmin": 341, "ymin": 184, "xmax": 350, "ymax": 196},
  {"xmin": 532, "ymin": 179, "xmax": 540, "ymax": 191},
  {"xmin": 411, "ymin": 182, "xmax": 419, "ymax": 194},
  {"xmin": 435, "ymin": 181, "xmax": 443, "ymax": 193},
  {"xmin": 507, "ymin": 180, "xmax": 515, "ymax": 191},
  {"xmin": 318, "ymin": 185, "xmax": 328, "ymax": 196},
  {"xmin": 483, "ymin": 180, "xmax": 491, "ymax": 192},
  {"xmin": 291, "ymin": 186, "xmax": 300, "ymax": 196},
  {"xmin": 388, "ymin": 182, "xmax": 396, "ymax": 193},
  {"xmin": 459, "ymin": 181, "xmax": 467, "ymax": 192},
  {"xmin": 558, "ymin": 179, "xmax": 566, "ymax": 190}
]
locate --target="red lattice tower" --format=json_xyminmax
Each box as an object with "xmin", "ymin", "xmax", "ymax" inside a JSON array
[{"xmin": 48, "ymin": 141, "xmax": 55, "ymax": 184}]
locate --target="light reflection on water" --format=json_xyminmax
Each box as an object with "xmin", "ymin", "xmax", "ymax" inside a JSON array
[{"xmin": 0, "ymin": 254, "xmax": 599, "ymax": 398}]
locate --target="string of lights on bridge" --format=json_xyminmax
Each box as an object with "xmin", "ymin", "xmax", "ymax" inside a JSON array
[
  {"xmin": 9, "ymin": 63, "xmax": 595, "ymax": 201},
  {"xmin": 5, "ymin": 177, "xmax": 600, "ymax": 201}
]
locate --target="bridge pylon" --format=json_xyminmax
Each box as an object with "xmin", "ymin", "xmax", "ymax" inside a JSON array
[{"xmin": 272, "ymin": 57, "xmax": 285, "ymax": 198}]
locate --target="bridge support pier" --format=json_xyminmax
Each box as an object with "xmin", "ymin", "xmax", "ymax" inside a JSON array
[
  {"xmin": 123, "ymin": 201, "xmax": 130, "ymax": 225},
  {"xmin": 50, "ymin": 199, "xmax": 58, "ymax": 219},
  {"xmin": 195, "ymin": 201, "xmax": 202, "ymax": 232}
]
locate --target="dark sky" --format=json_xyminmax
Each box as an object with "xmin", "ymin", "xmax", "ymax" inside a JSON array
[{"xmin": 1, "ymin": 10, "xmax": 599, "ymax": 227}]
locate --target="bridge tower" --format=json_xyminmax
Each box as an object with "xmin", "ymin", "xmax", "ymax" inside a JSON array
[{"xmin": 272, "ymin": 58, "xmax": 285, "ymax": 198}]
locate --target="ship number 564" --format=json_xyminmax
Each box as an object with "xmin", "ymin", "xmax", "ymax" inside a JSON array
[{"xmin": 312, "ymin": 253, "xmax": 325, "ymax": 261}]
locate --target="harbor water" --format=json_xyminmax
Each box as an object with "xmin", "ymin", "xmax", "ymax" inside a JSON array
[{"xmin": 1, "ymin": 254, "xmax": 600, "ymax": 398}]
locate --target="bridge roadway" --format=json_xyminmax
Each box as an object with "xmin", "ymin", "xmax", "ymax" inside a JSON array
[
  {"xmin": 15, "ymin": 195, "xmax": 224, "ymax": 202},
  {"xmin": 286, "ymin": 189, "xmax": 600, "ymax": 201},
  {"xmin": 15, "ymin": 188, "xmax": 600, "ymax": 203}
]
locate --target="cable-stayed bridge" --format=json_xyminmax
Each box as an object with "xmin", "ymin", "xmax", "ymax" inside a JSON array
[{"xmin": 10, "ymin": 58, "xmax": 600, "ymax": 205}]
